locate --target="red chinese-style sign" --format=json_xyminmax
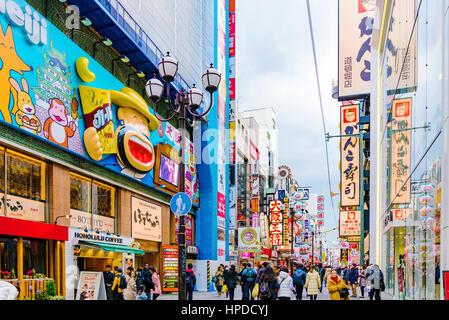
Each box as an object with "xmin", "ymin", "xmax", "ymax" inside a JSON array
[
  {"xmin": 318, "ymin": 195, "xmax": 324, "ymax": 203},
  {"xmin": 269, "ymin": 233, "xmax": 282, "ymax": 246},
  {"xmin": 270, "ymin": 223, "xmax": 282, "ymax": 234},
  {"xmin": 269, "ymin": 200, "xmax": 282, "ymax": 212},
  {"xmin": 270, "ymin": 212, "xmax": 282, "ymax": 223}
]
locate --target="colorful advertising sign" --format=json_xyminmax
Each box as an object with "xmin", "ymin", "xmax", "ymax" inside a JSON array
[
  {"xmin": 131, "ymin": 196, "xmax": 162, "ymax": 242},
  {"xmin": 391, "ymin": 98, "xmax": 412, "ymax": 204},
  {"xmin": 341, "ymin": 104, "xmax": 360, "ymax": 207},
  {"xmin": 1, "ymin": 194, "xmax": 45, "ymax": 222},
  {"xmin": 339, "ymin": 210, "xmax": 361, "ymax": 237},
  {"xmin": 269, "ymin": 200, "xmax": 283, "ymax": 246},
  {"xmin": 238, "ymin": 227, "xmax": 260, "ymax": 251},
  {"xmin": 75, "ymin": 272, "xmax": 106, "ymax": 300},
  {"xmin": 0, "ymin": 0, "xmax": 200, "ymax": 204},
  {"xmin": 162, "ymin": 245, "xmax": 178, "ymax": 292}
]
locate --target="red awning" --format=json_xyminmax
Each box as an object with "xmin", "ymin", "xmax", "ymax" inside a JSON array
[{"xmin": 0, "ymin": 216, "xmax": 68, "ymax": 241}]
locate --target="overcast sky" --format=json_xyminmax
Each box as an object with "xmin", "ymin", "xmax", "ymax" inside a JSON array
[{"xmin": 237, "ymin": 0, "xmax": 341, "ymax": 244}]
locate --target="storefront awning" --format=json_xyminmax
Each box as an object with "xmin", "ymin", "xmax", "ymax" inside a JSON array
[{"xmin": 79, "ymin": 240, "xmax": 145, "ymax": 255}]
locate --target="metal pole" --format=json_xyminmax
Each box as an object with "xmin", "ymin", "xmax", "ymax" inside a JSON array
[
  {"xmin": 359, "ymin": 130, "xmax": 365, "ymax": 266},
  {"xmin": 291, "ymin": 208, "xmax": 294, "ymax": 275},
  {"xmin": 178, "ymin": 97, "xmax": 186, "ymax": 300}
]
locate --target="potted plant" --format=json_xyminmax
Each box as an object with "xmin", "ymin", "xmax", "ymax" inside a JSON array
[
  {"xmin": 26, "ymin": 269, "xmax": 35, "ymax": 279},
  {"xmin": 1, "ymin": 271, "xmax": 11, "ymax": 280}
]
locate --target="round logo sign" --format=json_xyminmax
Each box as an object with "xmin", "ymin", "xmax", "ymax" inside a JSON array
[{"xmin": 240, "ymin": 228, "xmax": 259, "ymax": 246}]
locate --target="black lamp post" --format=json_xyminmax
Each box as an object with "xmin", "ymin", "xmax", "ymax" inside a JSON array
[{"xmin": 145, "ymin": 52, "xmax": 221, "ymax": 300}]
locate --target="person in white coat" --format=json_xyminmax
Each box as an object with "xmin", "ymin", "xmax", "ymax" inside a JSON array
[
  {"xmin": 0, "ymin": 281, "xmax": 18, "ymax": 300},
  {"xmin": 305, "ymin": 266, "xmax": 321, "ymax": 300},
  {"xmin": 277, "ymin": 266, "xmax": 295, "ymax": 300}
]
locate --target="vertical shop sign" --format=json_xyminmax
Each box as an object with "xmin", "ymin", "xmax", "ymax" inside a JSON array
[
  {"xmin": 341, "ymin": 104, "xmax": 360, "ymax": 207},
  {"xmin": 391, "ymin": 98, "xmax": 411, "ymax": 204},
  {"xmin": 131, "ymin": 196, "xmax": 162, "ymax": 242},
  {"xmin": 339, "ymin": 210, "xmax": 361, "ymax": 236},
  {"xmin": 269, "ymin": 200, "xmax": 283, "ymax": 246},
  {"xmin": 283, "ymin": 196, "xmax": 289, "ymax": 245},
  {"xmin": 443, "ymin": 271, "xmax": 449, "ymax": 300},
  {"xmin": 162, "ymin": 245, "xmax": 179, "ymax": 292},
  {"xmin": 338, "ymin": 0, "xmax": 376, "ymax": 99}
]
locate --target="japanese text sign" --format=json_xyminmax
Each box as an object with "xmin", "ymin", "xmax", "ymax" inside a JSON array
[
  {"xmin": 131, "ymin": 196, "xmax": 162, "ymax": 242},
  {"xmin": 391, "ymin": 98, "xmax": 412, "ymax": 204},
  {"xmin": 341, "ymin": 105, "xmax": 360, "ymax": 207},
  {"xmin": 339, "ymin": 210, "xmax": 361, "ymax": 237}
]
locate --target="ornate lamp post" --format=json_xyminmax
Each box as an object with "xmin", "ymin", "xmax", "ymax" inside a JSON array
[{"xmin": 145, "ymin": 52, "xmax": 221, "ymax": 300}]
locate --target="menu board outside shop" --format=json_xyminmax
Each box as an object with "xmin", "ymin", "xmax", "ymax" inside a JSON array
[{"xmin": 162, "ymin": 245, "xmax": 178, "ymax": 292}]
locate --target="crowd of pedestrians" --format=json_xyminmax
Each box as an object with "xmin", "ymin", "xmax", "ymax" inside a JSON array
[
  {"xmin": 101, "ymin": 260, "xmax": 385, "ymax": 301},
  {"xmin": 103, "ymin": 263, "xmax": 162, "ymax": 301},
  {"xmin": 207, "ymin": 261, "xmax": 386, "ymax": 301}
]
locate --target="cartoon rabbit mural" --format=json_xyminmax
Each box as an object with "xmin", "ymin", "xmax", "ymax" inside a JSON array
[
  {"xmin": 9, "ymin": 77, "xmax": 41, "ymax": 135},
  {"xmin": 0, "ymin": 24, "xmax": 32, "ymax": 124}
]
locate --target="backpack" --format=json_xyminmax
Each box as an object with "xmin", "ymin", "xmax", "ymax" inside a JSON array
[
  {"xmin": 119, "ymin": 275, "xmax": 127, "ymax": 290},
  {"xmin": 245, "ymin": 269, "xmax": 256, "ymax": 283},
  {"xmin": 259, "ymin": 280, "xmax": 272, "ymax": 299},
  {"xmin": 186, "ymin": 272, "xmax": 194, "ymax": 287}
]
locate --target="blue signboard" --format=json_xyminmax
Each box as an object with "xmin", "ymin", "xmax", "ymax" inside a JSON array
[
  {"xmin": 278, "ymin": 190, "xmax": 286, "ymax": 201},
  {"xmin": 170, "ymin": 192, "xmax": 192, "ymax": 216}
]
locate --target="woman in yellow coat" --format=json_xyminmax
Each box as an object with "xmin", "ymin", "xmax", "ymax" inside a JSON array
[{"xmin": 327, "ymin": 269, "xmax": 350, "ymax": 300}]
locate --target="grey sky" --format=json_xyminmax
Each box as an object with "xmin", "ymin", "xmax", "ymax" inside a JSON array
[{"xmin": 237, "ymin": 0, "xmax": 341, "ymax": 244}]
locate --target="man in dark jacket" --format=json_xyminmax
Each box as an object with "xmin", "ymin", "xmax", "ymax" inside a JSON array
[
  {"xmin": 141, "ymin": 263, "xmax": 154, "ymax": 300},
  {"xmin": 186, "ymin": 263, "xmax": 197, "ymax": 300},
  {"xmin": 317, "ymin": 263, "xmax": 324, "ymax": 292},
  {"xmin": 103, "ymin": 265, "xmax": 114, "ymax": 300},
  {"xmin": 292, "ymin": 263, "xmax": 307, "ymax": 300},
  {"xmin": 349, "ymin": 263, "xmax": 359, "ymax": 297},
  {"xmin": 256, "ymin": 262, "xmax": 269, "ymax": 285},
  {"xmin": 224, "ymin": 264, "xmax": 239, "ymax": 300}
]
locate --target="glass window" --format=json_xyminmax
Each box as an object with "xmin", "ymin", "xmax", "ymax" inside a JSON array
[
  {"xmin": 70, "ymin": 174, "xmax": 90, "ymax": 213},
  {"xmin": 92, "ymin": 181, "xmax": 114, "ymax": 217},
  {"xmin": 6, "ymin": 150, "xmax": 45, "ymax": 201}
]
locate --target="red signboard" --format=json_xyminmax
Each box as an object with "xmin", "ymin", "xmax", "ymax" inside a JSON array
[
  {"xmin": 444, "ymin": 271, "xmax": 449, "ymax": 300},
  {"xmin": 0, "ymin": 216, "xmax": 68, "ymax": 241},
  {"xmin": 217, "ymin": 192, "xmax": 226, "ymax": 218}
]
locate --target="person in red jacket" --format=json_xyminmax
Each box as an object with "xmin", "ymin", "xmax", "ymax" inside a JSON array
[{"xmin": 186, "ymin": 263, "xmax": 197, "ymax": 300}]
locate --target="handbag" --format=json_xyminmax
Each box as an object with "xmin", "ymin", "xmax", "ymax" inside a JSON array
[
  {"xmin": 252, "ymin": 283, "xmax": 259, "ymax": 298},
  {"xmin": 223, "ymin": 284, "xmax": 228, "ymax": 293},
  {"xmin": 338, "ymin": 287, "xmax": 349, "ymax": 299}
]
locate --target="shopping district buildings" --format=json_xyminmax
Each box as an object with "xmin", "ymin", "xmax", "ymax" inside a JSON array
[
  {"xmin": 0, "ymin": 0, "xmax": 328, "ymax": 300},
  {"xmin": 337, "ymin": 0, "xmax": 449, "ymax": 300}
]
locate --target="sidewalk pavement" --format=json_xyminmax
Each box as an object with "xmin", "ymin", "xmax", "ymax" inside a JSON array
[{"xmin": 156, "ymin": 285, "xmax": 394, "ymax": 301}]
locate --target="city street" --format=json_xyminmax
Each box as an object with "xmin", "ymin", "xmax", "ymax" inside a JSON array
[{"xmin": 157, "ymin": 286, "xmax": 394, "ymax": 301}]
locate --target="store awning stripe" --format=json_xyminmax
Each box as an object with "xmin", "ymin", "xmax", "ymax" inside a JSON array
[{"xmin": 79, "ymin": 240, "xmax": 145, "ymax": 255}]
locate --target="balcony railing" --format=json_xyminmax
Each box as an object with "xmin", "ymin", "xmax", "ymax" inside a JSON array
[
  {"xmin": 2, "ymin": 278, "xmax": 56, "ymax": 300},
  {"xmin": 96, "ymin": 0, "xmax": 190, "ymax": 92}
]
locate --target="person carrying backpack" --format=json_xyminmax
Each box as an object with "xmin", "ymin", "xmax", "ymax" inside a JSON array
[
  {"xmin": 258, "ymin": 266, "xmax": 280, "ymax": 301},
  {"xmin": 292, "ymin": 263, "xmax": 307, "ymax": 300},
  {"xmin": 367, "ymin": 264, "xmax": 385, "ymax": 300},
  {"xmin": 240, "ymin": 263, "xmax": 257, "ymax": 300},
  {"xmin": 186, "ymin": 263, "xmax": 197, "ymax": 300},
  {"xmin": 111, "ymin": 268, "xmax": 126, "ymax": 300},
  {"xmin": 224, "ymin": 264, "xmax": 240, "ymax": 300}
]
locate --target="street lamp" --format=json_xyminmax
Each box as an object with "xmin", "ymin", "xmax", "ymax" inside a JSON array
[
  {"xmin": 146, "ymin": 52, "xmax": 221, "ymax": 301},
  {"xmin": 54, "ymin": 214, "xmax": 72, "ymax": 225}
]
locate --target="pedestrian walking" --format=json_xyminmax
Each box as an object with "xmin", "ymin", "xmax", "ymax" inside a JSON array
[
  {"xmin": 150, "ymin": 266, "xmax": 162, "ymax": 300},
  {"xmin": 277, "ymin": 266, "xmax": 294, "ymax": 300},
  {"xmin": 141, "ymin": 263, "xmax": 154, "ymax": 300},
  {"xmin": 223, "ymin": 265, "xmax": 229, "ymax": 298},
  {"xmin": 103, "ymin": 265, "xmax": 114, "ymax": 300},
  {"xmin": 256, "ymin": 262, "xmax": 269, "ymax": 285},
  {"xmin": 317, "ymin": 263, "xmax": 324, "ymax": 293},
  {"xmin": 258, "ymin": 266, "xmax": 280, "ymax": 301},
  {"xmin": 214, "ymin": 265, "xmax": 224, "ymax": 297},
  {"xmin": 240, "ymin": 263, "xmax": 257, "ymax": 300},
  {"xmin": 348, "ymin": 263, "xmax": 359, "ymax": 297},
  {"xmin": 304, "ymin": 265, "xmax": 321, "ymax": 300},
  {"xmin": 359, "ymin": 265, "xmax": 367, "ymax": 298},
  {"xmin": 186, "ymin": 263, "xmax": 197, "ymax": 300},
  {"xmin": 124, "ymin": 268, "xmax": 137, "ymax": 300},
  {"xmin": 327, "ymin": 269, "xmax": 350, "ymax": 300},
  {"xmin": 323, "ymin": 266, "xmax": 331, "ymax": 287},
  {"xmin": 292, "ymin": 263, "xmax": 307, "ymax": 300},
  {"xmin": 111, "ymin": 267, "xmax": 126, "ymax": 300},
  {"xmin": 367, "ymin": 264, "xmax": 385, "ymax": 300},
  {"xmin": 224, "ymin": 264, "xmax": 239, "ymax": 300}
]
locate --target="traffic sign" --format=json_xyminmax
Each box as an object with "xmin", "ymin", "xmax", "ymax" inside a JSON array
[{"xmin": 170, "ymin": 192, "xmax": 192, "ymax": 216}]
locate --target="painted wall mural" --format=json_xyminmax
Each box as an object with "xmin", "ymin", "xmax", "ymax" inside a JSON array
[{"xmin": 0, "ymin": 0, "xmax": 199, "ymax": 204}]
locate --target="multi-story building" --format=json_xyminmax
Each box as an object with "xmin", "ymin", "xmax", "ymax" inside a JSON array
[
  {"xmin": 0, "ymin": 0, "xmax": 228, "ymax": 298},
  {"xmin": 338, "ymin": 0, "xmax": 448, "ymax": 300}
]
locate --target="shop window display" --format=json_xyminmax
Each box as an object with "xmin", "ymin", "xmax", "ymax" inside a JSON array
[
  {"xmin": 70, "ymin": 173, "xmax": 115, "ymax": 232},
  {"xmin": 7, "ymin": 151, "xmax": 44, "ymax": 201}
]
